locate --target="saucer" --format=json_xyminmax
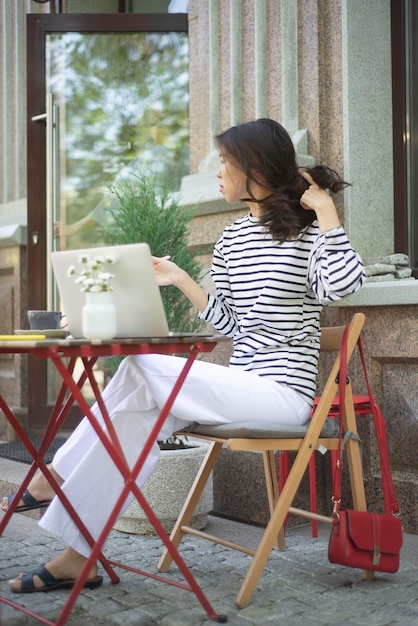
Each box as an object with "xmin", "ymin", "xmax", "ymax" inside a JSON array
[{"xmin": 14, "ymin": 329, "xmax": 69, "ymax": 339}]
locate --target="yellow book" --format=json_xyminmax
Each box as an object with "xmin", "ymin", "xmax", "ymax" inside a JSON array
[{"xmin": 0, "ymin": 335, "xmax": 46, "ymax": 341}]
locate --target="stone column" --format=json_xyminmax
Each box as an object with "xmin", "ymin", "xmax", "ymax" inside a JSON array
[{"xmin": 188, "ymin": 0, "xmax": 314, "ymax": 176}]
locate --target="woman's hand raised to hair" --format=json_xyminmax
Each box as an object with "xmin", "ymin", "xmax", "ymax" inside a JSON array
[{"xmin": 299, "ymin": 171, "xmax": 341, "ymax": 233}]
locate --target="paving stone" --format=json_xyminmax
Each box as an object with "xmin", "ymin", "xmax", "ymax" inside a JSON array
[{"xmin": 1, "ymin": 512, "xmax": 418, "ymax": 625}]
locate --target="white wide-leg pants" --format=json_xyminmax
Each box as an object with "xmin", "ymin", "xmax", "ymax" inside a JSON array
[{"xmin": 39, "ymin": 354, "xmax": 311, "ymax": 557}]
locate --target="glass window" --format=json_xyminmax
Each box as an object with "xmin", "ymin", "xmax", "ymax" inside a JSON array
[{"xmin": 46, "ymin": 31, "xmax": 189, "ymax": 252}]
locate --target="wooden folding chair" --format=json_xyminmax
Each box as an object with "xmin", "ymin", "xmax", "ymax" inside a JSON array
[{"xmin": 158, "ymin": 312, "xmax": 373, "ymax": 608}]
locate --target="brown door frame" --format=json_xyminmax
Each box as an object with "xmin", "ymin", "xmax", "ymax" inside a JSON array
[
  {"xmin": 26, "ymin": 13, "xmax": 188, "ymax": 434},
  {"xmin": 391, "ymin": 0, "xmax": 408, "ymax": 258}
]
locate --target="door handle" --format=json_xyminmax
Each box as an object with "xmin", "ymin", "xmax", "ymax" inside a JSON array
[{"xmin": 31, "ymin": 113, "xmax": 47, "ymax": 122}]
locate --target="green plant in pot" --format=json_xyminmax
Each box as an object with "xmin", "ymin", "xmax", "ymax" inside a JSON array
[
  {"xmin": 103, "ymin": 173, "xmax": 203, "ymax": 334},
  {"xmin": 102, "ymin": 173, "xmax": 204, "ymax": 451}
]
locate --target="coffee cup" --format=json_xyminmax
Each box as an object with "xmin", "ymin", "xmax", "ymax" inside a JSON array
[{"xmin": 27, "ymin": 310, "xmax": 65, "ymax": 331}]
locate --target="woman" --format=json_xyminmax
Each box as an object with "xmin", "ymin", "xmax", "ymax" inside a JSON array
[{"xmin": 2, "ymin": 118, "xmax": 364, "ymax": 592}]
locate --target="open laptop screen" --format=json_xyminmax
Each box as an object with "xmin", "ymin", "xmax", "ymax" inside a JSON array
[{"xmin": 51, "ymin": 243, "xmax": 170, "ymax": 339}]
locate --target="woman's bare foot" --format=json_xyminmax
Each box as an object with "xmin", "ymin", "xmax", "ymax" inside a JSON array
[
  {"xmin": 8, "ymin": 547, "xmax": 100, "ymax": 592},
  {"xmin": 1, "ymin": 464, "xmax": 63, "ymax": 512}
]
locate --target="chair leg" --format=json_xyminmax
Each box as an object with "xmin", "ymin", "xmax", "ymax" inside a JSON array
[
  {"xmin": 308, "ymin": 454, "xmax": 318, "ymax": 538},
  {"xmin": 281, "ymin": 450, "xmax": 318, "ymax": 538},
  {"xmin": 262, "ymin": 451, "xmax": 285, "ymax": 550},
  {"xmin": 158, "ymin": 440, "xmax": 223, "ymax": 573},
  {"xmin": 236, "ymin": 431, "xmax": 320, "ymax": 608},
  {"xmin": 278, "ymin": 451, "xmax": 290, "ymax": 527}
]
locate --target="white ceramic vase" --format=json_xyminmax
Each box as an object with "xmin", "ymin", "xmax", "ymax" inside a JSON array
[{"xmin": 82, "ymin": 291, "xmax": 117, "ymax": 340}]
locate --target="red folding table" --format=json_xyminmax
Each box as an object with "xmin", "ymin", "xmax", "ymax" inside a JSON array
[{"xmin": 0, "ymin": 335, "xmax": 228, "ymax": 625}]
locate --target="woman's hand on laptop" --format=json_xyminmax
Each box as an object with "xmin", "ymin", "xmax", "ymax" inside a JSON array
[
  {"xmin": 152, "ymin": 255, "xmax": 180, "ymax": 287},
  {"xmin": 152, "ymin": 255, "xmax": 209, "ymax": 313}
]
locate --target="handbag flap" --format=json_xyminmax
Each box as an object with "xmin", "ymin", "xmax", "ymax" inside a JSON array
[{"xmin": 345, "ymin": 510, "xmax": 403, "ymax": 555}]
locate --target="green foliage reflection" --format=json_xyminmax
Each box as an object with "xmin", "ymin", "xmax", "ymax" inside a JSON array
[{"xmin": 47, "ymin": 31, "xmax": 189, "ymax": 249}]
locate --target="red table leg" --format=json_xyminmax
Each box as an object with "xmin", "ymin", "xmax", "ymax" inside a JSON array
[
  {"xmin": 1, "ymin": 340, "xmax": 227, "ymax": 625},
  {"xmin": 49, "ymin": 346, "xmax": 227, "ymax": 624}
]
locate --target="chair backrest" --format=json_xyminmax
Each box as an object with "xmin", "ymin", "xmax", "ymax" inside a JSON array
[
  {"xmin": 314, "ymin": 312, "xmax": 366, "ymax": 418},
  {"xmin": 320, "ymin": 313, "xmax": 365, "ymax": 353}
]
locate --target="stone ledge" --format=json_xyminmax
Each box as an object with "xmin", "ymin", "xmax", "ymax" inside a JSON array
[
  {"xmin": 332, "ymin": 279, "xmax": 418, "ymax": 307},
  {"xmin": 0, "ymin": 223, "xmax": 27, "ymax": 248}
]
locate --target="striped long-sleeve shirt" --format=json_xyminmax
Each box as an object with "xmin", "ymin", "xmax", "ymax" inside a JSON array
[{"xmin": 199, "ymin": 214, "xmax": 365, "ymax": 404}]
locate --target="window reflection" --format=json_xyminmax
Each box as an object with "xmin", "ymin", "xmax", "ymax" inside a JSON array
[{"xmin": 46, "ymin": 31, "xmax": 189, "ymax": 251}]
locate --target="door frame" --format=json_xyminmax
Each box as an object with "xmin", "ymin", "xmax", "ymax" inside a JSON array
[{"xmin": 26, "ymin": 13, "xmax": 188, "ymax": 434}]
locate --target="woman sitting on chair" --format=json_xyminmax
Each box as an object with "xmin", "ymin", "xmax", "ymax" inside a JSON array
[{"xmin": 2, "ymin": 118, "xmax": 364, "ymax": 593}]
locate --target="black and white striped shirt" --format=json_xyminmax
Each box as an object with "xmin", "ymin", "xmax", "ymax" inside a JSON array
[{"xmin": 199, "ymin": 214, "xmax": 365, "ymax": 404}]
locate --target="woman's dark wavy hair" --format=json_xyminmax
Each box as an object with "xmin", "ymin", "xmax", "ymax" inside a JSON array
[{"xmin": 215, "ymin": 118, "xmax": 350, "ymax": 243}]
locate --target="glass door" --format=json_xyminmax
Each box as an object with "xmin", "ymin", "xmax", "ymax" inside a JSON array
[
  {"xmin": 46, "ymin": 29, "xmax": 189, "ymax": 303},
  {"xmin": 26, "ymin": 14, "xmax": 188, "ymax": 433}
]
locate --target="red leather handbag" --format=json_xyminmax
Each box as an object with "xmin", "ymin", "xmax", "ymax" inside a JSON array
[
  {"xmin": 328, "ymin": 327, "xmax": 403, "ymax": 573},
  {"xmin": 328, "ymin": 508, "xmax": 402, "ymax": 573}
]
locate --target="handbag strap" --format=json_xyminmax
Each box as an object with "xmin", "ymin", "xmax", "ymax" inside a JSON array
[
  {"xmin": 356, "ymin": 336, "xmax": 400, "ymax": 516},
  {"xmin": 332, "ymin": 324, "xmax": 349, "ymax": 508},
  {"xmin": 332, "ymin": 324, "xmax": 400, "ymax": 517}
]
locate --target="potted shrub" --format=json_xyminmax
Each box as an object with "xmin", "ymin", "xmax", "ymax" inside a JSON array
[
  {"xmin": 113, "ymin": 435, "xmax": 213, "ymax": 535},
  {"xmin": 102, "ymin": 172, "xmax": 204, "ymax": 336},
  {"xmin": 101, "ymin": 174, "xmax": 213, "ymax": 534}
]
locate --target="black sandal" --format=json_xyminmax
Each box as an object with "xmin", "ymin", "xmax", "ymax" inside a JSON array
[
  {"xmin": 3, "ymin": 489, "xmax": 51, "ymax": 513},
  {"xmin": 11, "ymin": 564, "xmax": 103, "ymax": 593}
]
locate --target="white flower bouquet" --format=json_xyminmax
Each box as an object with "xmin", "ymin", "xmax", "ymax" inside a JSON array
[{"xmin": 67, "ymin": 253, "xmax": 116, "ymax": 292}]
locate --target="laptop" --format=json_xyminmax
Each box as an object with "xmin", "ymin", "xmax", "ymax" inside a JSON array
[{"xmin": 51, "ymin": 243, "xmax": 170, "ymax": 338}]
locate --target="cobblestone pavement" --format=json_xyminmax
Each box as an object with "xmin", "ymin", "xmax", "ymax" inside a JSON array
[{"xmin": 1, "ymin": 511, "xmax": 417, "ymax": 626}]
